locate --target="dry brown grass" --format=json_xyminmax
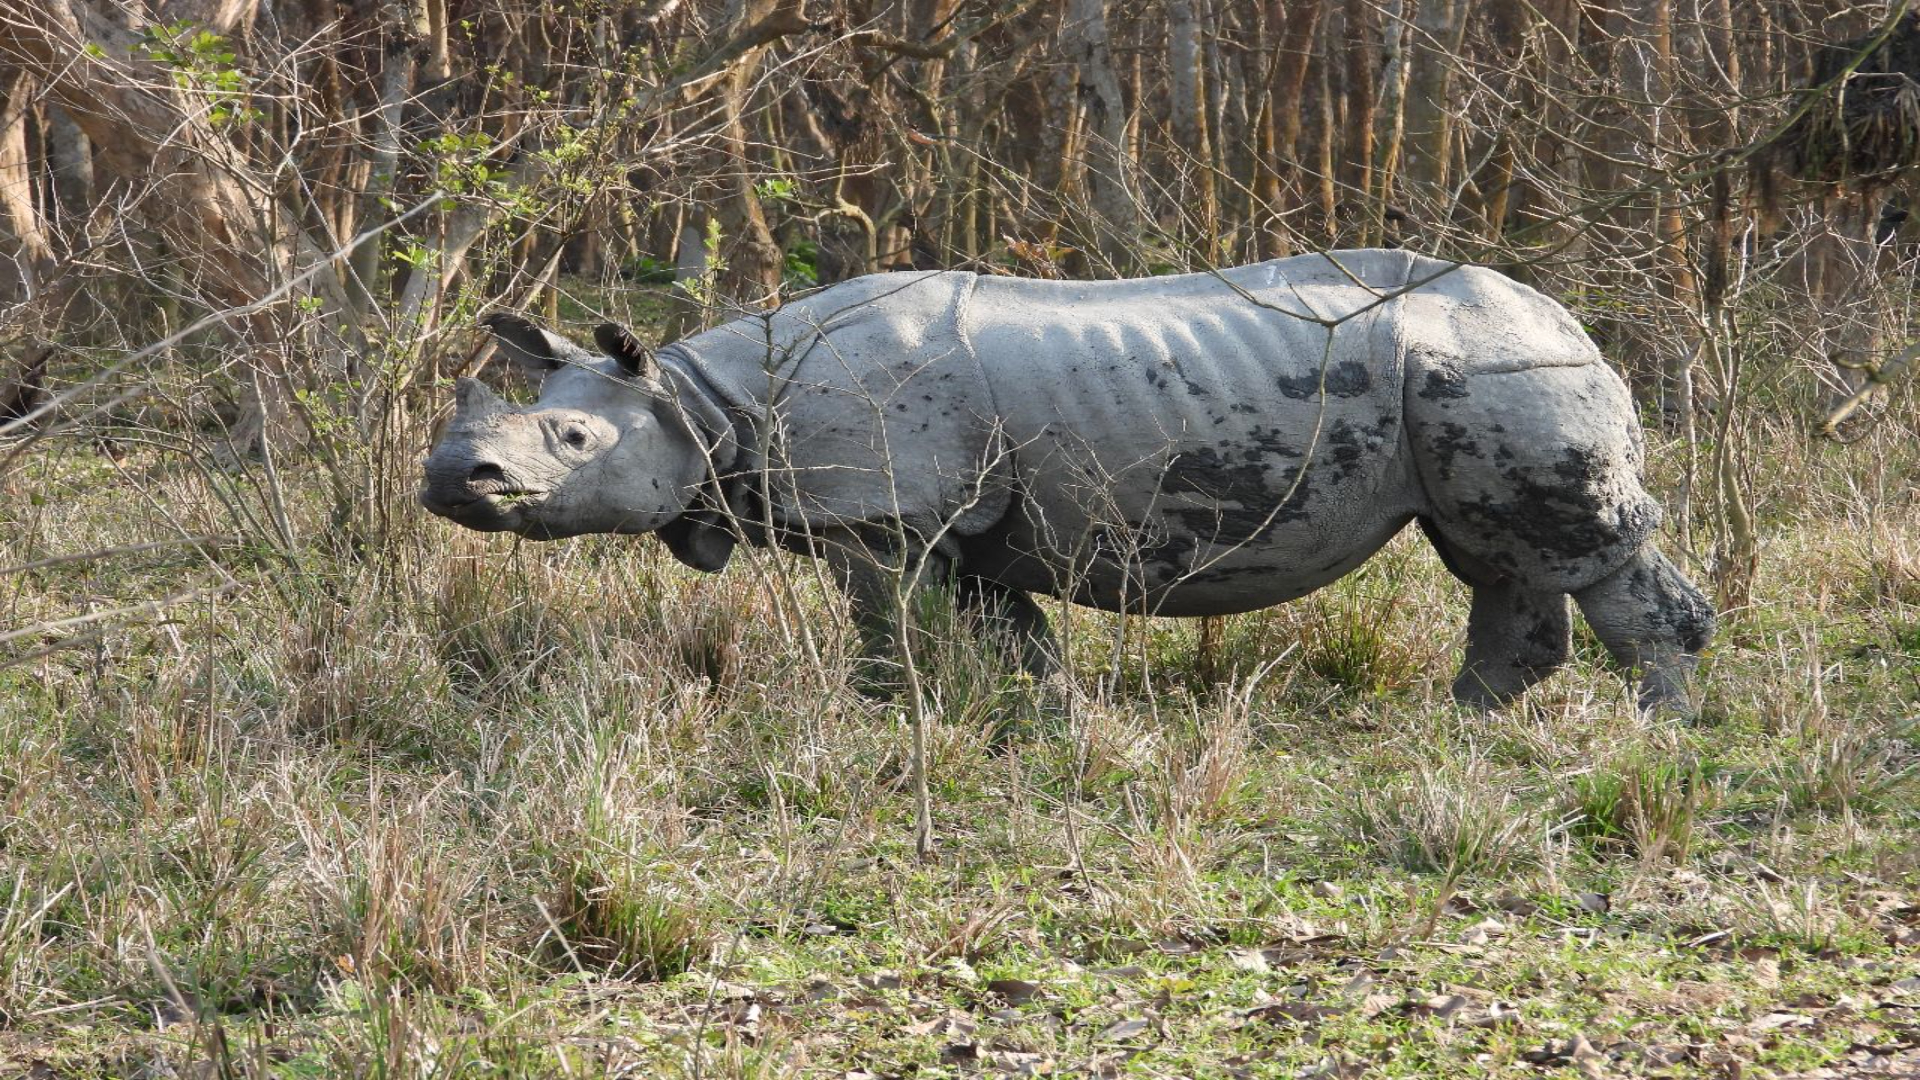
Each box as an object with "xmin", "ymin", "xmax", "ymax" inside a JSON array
[{"xmin": 1, "ymin": 336, "xmax": 1918, "ymax": 1077}]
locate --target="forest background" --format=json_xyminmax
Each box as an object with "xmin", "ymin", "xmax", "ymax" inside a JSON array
[{"xmin": 2, "ymin": 1, "xmax": 1920, "ymax": 1077}]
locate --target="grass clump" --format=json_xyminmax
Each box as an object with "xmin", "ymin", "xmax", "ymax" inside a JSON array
[
  {"xmin": 547, "ymin": 850, "xmax": 711, "ymax": 980},
  {"xmin": 1563, "ymin": 748, "xmax": 1713, "ymax": 861},
  {"xmin": 1341, "ymin": 762, "xmax": 1541, "ymax": 879},
  {"xmin": 538, "ymin": 770, "xmax": 714, "ymax": 980},
  {"xmin": 0, "ymin": 869, "xmax": 60, "ymax": 1025}
]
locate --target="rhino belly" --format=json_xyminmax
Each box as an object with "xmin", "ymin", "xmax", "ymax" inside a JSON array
[
  {"xmin": 961, "ymin": 402, "xmax": 1423, "ymax": 616},
  {"xmin": 968, "ymin": 497, "xmax": 1418, "ymax": 616}
]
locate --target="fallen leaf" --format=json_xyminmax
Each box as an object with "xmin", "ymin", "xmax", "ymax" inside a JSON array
[
  {"xmin": 1568, "ymin": 1034, "xmax": 1608, "ymax": 1080},
  {"xmin": 1638, "ymin": 1043, "xmax": 1695, "ymax": 1066},
  {"xmin": 1412, "ymin": 994, "xmax": 1470, "ymax": 1020},
  {"xmin": 1496, "ymin": 893, "xmax": 1540, "ymax": 917},
  {"xmin": 1243, "ymin": 1001, "xmax": 1343, "ymax": 1026},
  {"xmin": 1748, "ymin": 1011, "xmax": 1812, "ymax": 1032},
  {"xmin": 1358, "ymin": 992, "xmax": 1398, "ymax": 1018},
  {"xmin": 1096, "ymin": 1017, "xmax": 1151, "ymax": 1042},
  {"xmin": 988, "ymin": 1049, "xmax": 1054, "ymax": 1076},
  {"xmin": 907, "ymin": 1012, "xmax": 977, "ymax": 1041},
  {"xmin": 1227, "ymin": 948, "xmax": 1270, "ymax": 973},
  {"xmin": 1523, "ymin": 1034, "xmax": 1611, "ymax": 1076},
  {"xmin": 704, "ymin": 980, "xmax": 759, "ymax": 1002},
  {"xmin": 987, "ymin": 978, "xmax": 1041, "ymax": 1005}
]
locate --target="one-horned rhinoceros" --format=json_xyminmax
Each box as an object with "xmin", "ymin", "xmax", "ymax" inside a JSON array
[{"xmin": 420, "ymin": 249, "xmax": 1714, "ymax": 712}]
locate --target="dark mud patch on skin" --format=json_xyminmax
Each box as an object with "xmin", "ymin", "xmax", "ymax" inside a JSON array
[
  {"xmin": 1419, "ymin": 367, "xmax": 1470, "ymax": 401},
  {"xmin": 1455, "ymin": 446, "xmax": 1658, "ymax": 570},
  {"xmin": 1324, "ymin": 415, "xmax": 1399, "ymax": 482},
  {"xmin": 1617, "ymin": 554, "xmax": 1716, "ymax": 652},
  {"xmin": 1160, "ymin": 447, "xmax": 1315, "ymax": 549},
  {"xmin": 1426, "ymin": 422, "xmax": 1483, "ymax": 481},
  {"xmin": 1245, "ymin": 427, "xmax": 1304, "ymax": 459},
  {"xmin": 1519, "ymin": 597, "xmax": 1574, "ymax": 668},
  {"xmin": 1179, "ymin": 563, "xmax": 1289, "ymax": 585},
  {"xmin": 1275, "ymin": 360, "xmax": 1373, "ymax": 400}
]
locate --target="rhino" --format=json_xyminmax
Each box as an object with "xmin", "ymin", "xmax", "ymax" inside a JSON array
[{"xmin": 420, "ymin": 249, "xmax": 1714, "ymax": 713}]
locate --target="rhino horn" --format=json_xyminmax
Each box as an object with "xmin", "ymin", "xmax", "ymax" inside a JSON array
[
  {"xmin": 452, "ymin": 376, "xmax": 509, "ymax": 421},
  {"xmin": 481, "ymin": 311, "xmax": 561, "ymax": 374},
  {"xmin": 594, "ymin": 322, "xmax": 657, "ymax": 380}
]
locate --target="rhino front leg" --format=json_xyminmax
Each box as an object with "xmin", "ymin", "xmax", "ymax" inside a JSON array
[
  {"xmin": 954, "ymin": 575, "xmax": 1059, "ymax": 679},
  {"xmin": 1453, "ymin": 584, "xmax": 1572, "ymax": 710},
  {"xmin": 816, "ymin": 527, "xmax": 954, "ymax": 696},
  {"xmin": 1572, "ymin": 546, "xmax": 1715, "ymax": 716}
]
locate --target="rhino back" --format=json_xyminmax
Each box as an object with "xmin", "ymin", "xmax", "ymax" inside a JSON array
[{"xmin": 959, "ymin": 252, "xmax": 1426, "ymax": 613}]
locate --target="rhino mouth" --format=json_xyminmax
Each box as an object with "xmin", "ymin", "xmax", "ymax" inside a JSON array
[
  {"xmin": 478, "ymin": 489, "xmax": 546, "ymax": 509},
  {"xmin": 420, "ymin": 487, "xmax": 550, "ymax": 528}
]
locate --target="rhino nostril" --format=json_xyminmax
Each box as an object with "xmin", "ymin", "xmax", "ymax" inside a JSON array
[{"xmin": 469, "ymin": 463, "xmax": 506, "ymax": 487}]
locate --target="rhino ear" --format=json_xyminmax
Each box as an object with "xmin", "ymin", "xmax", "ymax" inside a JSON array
[
  {"xmin": 481, "ymin": 312, "xmax": 562, "ymax": 375},
  {"xmin": 656, "ymin": 509, "xmax": 736, "ymax": 573},
  {"xmin": 594, "ymin": 322, "xmax": 657, "ymax": 380}
]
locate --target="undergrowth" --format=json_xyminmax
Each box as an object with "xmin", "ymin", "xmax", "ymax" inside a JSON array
[{"xmin": 1, "ymin": 321, "xmax": 1918, "ymax": 1078}]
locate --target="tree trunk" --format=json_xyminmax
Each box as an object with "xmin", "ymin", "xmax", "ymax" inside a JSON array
[
  {"xmin": 1061, "ymin": 0, "xmax": 1138, "ymax": 274},
  {"xmin": 0, "ymin": 71, "xmax": 53, "ymax": 423},
  {"xmin": 346, "ymin": 33, "xmax": 421, "ymax": 321},
  {"xmin": 1372, "ymin": 0, "xmax": 1410, "ymax": 244},
  {"xmin": 1402, "ymin": 0, "xmax": 1463, "ymax": 204},
  {"xmin": 1264, "ymin": 0, "xmax": 1324, "ymax": 257},
  {"xmin": 0, "ymin": 0, "xmax": 356, "ymax": 371},
  {"xmin": 1312, "ymin": 13, "xmax": 1339, "ymax": 245},
  {"xmin": 1339, "ymin": 0, "xmax": 1376, "ymax": 244},
  {"xmin": 0, "ymin": 70, "xmax": 50, "ymax": 302},
  {"xmin": 1169, "ymin": 0, "xmax": 1218, "ymax": 259},
  {"xmin": 709, "ymin": 0, "xmax": 788, "ymax": 308}
]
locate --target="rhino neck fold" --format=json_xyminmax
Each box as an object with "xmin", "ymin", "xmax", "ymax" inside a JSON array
[
  {"xmin": 656, "ymin": 347, "xmax": 744, "ymax": 473},
  {"xmin": 655, "ymin": 345, "xmax": 772, "ymax": 547}
]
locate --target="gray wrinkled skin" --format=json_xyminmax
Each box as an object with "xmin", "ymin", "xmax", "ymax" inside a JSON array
[{"xmin": 420, "ymin": 250, "xmax": 1715, "ymax": 714}]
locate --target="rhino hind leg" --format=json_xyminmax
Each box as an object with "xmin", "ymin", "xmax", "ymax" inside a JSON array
[
  {"xmin": 1420, "ymin": 519, "xmax": 1571, "ymax": 708},
  {"xmin": 1454, "ymin": 583, "xmax": 1572, "ymax": 709},
  {"xmin": 1571, "ymin": 546, "xmax": 1714, "ymax": 716},
  {"xmin": 955, "ymin": 575, "xmax": 1059, "ymax": 678}
]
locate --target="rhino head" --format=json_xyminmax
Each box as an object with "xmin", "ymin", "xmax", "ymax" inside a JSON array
[{"xmin": 419, "ymin": 314, "xmax": 741, "ymax": 570}]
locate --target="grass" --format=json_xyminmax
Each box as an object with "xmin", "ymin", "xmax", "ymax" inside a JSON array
[{"xmin": 3, "ymin": 325, "xmax": 1920, "ymax": 1077}]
